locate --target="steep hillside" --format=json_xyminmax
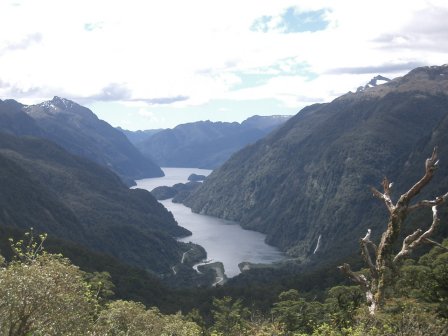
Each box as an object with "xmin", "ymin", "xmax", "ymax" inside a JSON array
[
  {"xmin": 0, "ymin": 99, "xmax": 42, "ymax": 137},
  {"xmin": 185, "ymin": 65, "xmax": 448, "ymax": 264},
  {"xmin": 0, "ymin": 133, "xmax": 189, "ymax": 274},
  {"xmin": 135, "ymin": 116, "xmax": 290, "ymax": 169},
  {"xmin": 22, "ymin": 96, "xmax": 163, "ymax": 183}
]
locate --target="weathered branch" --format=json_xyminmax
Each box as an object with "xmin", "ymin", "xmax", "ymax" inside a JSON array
[
  {"xmin": 394, "ymin": 206, "xmax": 442, "ymax": 263},
  {"xmin": 337, "ymin": 263, "xmax": 376, "ymax": 315},
  {"xmin": 407, "ymin": 191, "xmax": 448, "ymax": 213},
  {"xmin": 337, "ymin": 263, "xmax": 369, "ymax": 289},
  {"xmin": 362, "ymin": 228, "xmax": 378, "ymax": 252},
  {"xmin": 340, "ymin": 148, "xmax": 446, "ymax": 315},
  {"xmin": 399, "ymin": 147, "xmax": 439, "ymax": 204},
  {"xmin": 360, "ymin": 229, "xmax": 378, "ymax": 278},
  {"xmin": 393, "ymin": 229, "xmax": 422, "ymax": 262},
  {"xmin": 423, "ymin": 238, "xmax": 448, "ymax": 251},
  {"xmin": 382, "ymin": 177, "xmax": 392, "ymax": 197},
  {"xmin": 371, "ymin": 179, "xmax": 395, "ymax": 213}
]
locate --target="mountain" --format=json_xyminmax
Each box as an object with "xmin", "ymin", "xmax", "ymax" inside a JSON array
[
  {"xmin": 18, "ymin": 96, "xmax": 163, "ymax": 184},
  {"xmin": 117, "ymin": 127, "xmax": 164, "ymax": 146},
  {"xmin": 241, "ymin": 115, "xmax": 292, "ymax": 130},
  {"xmin": 356, "ymin": 75, "xmax": 391, "ymax": 92},
  {"xmin": 0, "ymin": 99, "xmax": 43, "ymax": 137},
  {"xmin": 184, "ymin": 65, "xmax": 448, "ymax": 265},
  {"xmin": 133, "ymin": 115, "xmax": 290, "ymax": 169},
  {"xmin": 0, "ymin": 132, "xmax": 189, "ymax": 274}
]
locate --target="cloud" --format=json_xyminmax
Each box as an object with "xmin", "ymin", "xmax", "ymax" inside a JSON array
[
  {"xmin": 1, "ymin": 0, "xmax": 448, "ymax": 129},
  {"xmin": 371, "ymin": 7, "xmax": 448, "ymax": 54},
  {"xmin": 92, "ymin": 83, "xmax": 132, "ymax": 101},
  {"xmin": 0, "ymin": 33, "xmax": 42, "ymax": 55},
  {"xmin": 87, "ymin": 83, "xmax": 189, "ymax": 105},
  {"xmin": 0, "ymin": 78, "xmax": 45, "ymax": 100},
  {"xmin": 141, "ymin": 96, "xmax": 189, "ymax": 105},
  {"xmin": 327, "ymin": 62, "xmax": 428, "ymax": 75}
]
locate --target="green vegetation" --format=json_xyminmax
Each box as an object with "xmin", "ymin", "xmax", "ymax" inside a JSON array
[
  {"xmin": 0, "ymin": 132, "xmax": 189, "ymax": 274},
  {"xmin": 2, "ymin": 66, "xmax": 448, "ymax": 335},
  {"xmin": 1, "ymin": 231, "xmax": 446, "ymax": 335},
  {"xmin": 185, "ymin": 65, "xmax": 448, "ymax": 268},
  {"xmin": 0, "ymin": 232, "xmax": 202, "ymax": 336}
]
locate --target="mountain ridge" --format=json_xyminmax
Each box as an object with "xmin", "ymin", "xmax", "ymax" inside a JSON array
[
  {"xmin": 184, "ymin": 64, "xmax": 448, "ymax": 265},
  {"xmin": 0, "ymin": 96, "xmax": 163, "ymax": 184},
  {"xmin": 130, "ymin": 115, "xmax": 291, "ymax": 169},
  {"xmin": 0, "ymin": 132, "xmax": 188, "ymax": 274}
]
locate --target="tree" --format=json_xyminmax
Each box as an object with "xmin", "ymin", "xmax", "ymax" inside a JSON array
[
  {"xmin": 211, "ymin": 296, "xmax": 250, "ymax": 335},
  {"xmin": 324, "ymin": 285, "xmax": 364, "ymax": 329},
  {"xmin": 93, "ymin": 300, "xmax": 202, "ymax": 336},
  {"xmin": 339, "ymin": 148, "xmax": 448, "ymax": 314},
  {"xmin": 272, "ymin": 289, "xmax": 325, "ymax": 334},
  {"xmin": 0, "ymin": 233, "xmax": 96, "ymax": 335}
]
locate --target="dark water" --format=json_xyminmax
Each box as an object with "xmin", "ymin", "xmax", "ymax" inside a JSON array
[{"xmin": 134, "ymin": 168, "xmax": 285, "ymax": 277}]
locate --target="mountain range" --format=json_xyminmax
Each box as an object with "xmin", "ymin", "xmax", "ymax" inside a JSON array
[
  {"xmin": 184, "ymin": 65, "xmax": 448, "ymax": 265},
  {"xmin": 123, "ymin": 115, "xmax": 290, "ymax": 169},
  {"xmin": 0, "ymin": 97, "xmax": 163, "ymax": 184},
  {"xmin": 0, "ymin": 132, "xmax": 189, "ymax": 274}
]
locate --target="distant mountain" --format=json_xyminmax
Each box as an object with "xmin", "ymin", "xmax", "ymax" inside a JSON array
[
  {"xmin": 185, "ymin": 65, "xmax": 448, "ymax": 265},
  {"xmin": 0, "ymin": 132, "xmax": 189, "ymax": 274},
  {"xmin": 241, "ymin": 115, "xmax": 292, "ymax": 130},
  {"xmin": 0, "ymin": 96, "xmax": 164, "ymax": 184},
  {"xmin": 133, "ymin": 115, "xmax": 290, "ymax": 169},
  {"xmin": 117, "ymin": 127, "xmax": 164, "ymax": 146}
]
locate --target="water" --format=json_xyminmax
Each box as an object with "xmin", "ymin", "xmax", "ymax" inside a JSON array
[{"xmin": 134, "ymin": 168, "xmax": 285, "ymax": 277}]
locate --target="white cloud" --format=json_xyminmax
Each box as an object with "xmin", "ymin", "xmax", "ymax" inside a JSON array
[{"xmin": 0, "ymin": 0, "xmax": 447, "ymax": 126}]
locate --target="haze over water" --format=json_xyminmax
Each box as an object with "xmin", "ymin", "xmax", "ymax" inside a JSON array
[{"xmin": 134, "ymin": 168, "xmax": 285, "ymax": 277}]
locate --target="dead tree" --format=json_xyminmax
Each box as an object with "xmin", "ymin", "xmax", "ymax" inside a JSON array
[{"xmin": 339, "ymin": 148, "xmax": 448, "ymax": 315}]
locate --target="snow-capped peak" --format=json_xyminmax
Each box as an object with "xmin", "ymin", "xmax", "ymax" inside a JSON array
[
  {"xmin": 39, "ymin": 96, "xmax": 77, "ymax": 111},
  {"xmin": 356, "ymin": 75, "xmax": 391, "ymax": 92}
]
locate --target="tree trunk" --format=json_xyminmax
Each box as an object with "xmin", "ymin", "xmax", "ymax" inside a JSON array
[{"xmin": 339, "ymin": 148, "xmax": 447, "ymax": 315}]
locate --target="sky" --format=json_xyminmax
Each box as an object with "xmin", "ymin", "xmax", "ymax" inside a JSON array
[{"xmin": 0, "ymin": 0, "xmax": 447, "ymax": 130}]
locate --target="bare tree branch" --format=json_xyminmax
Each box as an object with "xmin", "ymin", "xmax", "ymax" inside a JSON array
[
  {"xmin": 337, "ymin": 263, "xmax": 376, "ymax": 315},
  {"xmin": 394, "ymin": 206, "xmax": 442, "ymax": 263},
  {"xmin": 393, "ymin": 229, "xmax": 423, "ymax": 263},
  {"xmin": 399, "ymin": 147, "xmax": 439, "ymax": 204},
  {"xmin": 362, "ymin": 228, "xmax": 378, "ymax": 252},
  {"xmin": 360, "ymin": 229, "xmax": 378, "ymax": 278},
  {"xmin": 337, "ymin": 263, "xmax": 369, "ymax": 289},
  {"xmin": 408, "ymin": 191, "xmax": 448, "ymax": 212},
  {"xmin": 371, "ymin": 182, "xmax": 394, "ymax": 213},
  {"xmin": 340, "ymin": 148, "xmax": 446, "ymax": 315},
  {"xmin": 423, "ymin": 238, "xmax": 448, "ymax": 251},
  {"xmin": 382, "ymin": 177, "xmax": 392, "ymax": 197}
]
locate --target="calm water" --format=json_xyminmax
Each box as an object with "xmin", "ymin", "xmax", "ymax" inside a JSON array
[{"xmin": 134, "ymin": 168, "xmax": 285, "ymax": 277}]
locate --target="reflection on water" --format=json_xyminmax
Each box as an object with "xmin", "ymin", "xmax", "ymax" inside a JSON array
[{"xmin": 134, "ymin": 168, "xmax": 285, "ymax": 277}]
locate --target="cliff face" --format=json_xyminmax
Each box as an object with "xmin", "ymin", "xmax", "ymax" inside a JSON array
[{"xmin": 185, "ymin": 65, "xmax": 448, "ymax": 263}]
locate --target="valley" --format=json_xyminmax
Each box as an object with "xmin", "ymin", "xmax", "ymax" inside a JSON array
[
  {"xmin": 134, "ymin": 168, "xmax": 285, "ymax": 278},
  {"xmin": 1, "ymin": 64, "xmax": 448, "ymax": 335}
]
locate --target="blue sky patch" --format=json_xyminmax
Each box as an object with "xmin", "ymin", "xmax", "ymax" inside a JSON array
[
  {"xmin": 84, "ymin": 22, "xmax": 103, "ymax": 32},
  {"xmin": 252, "ymin": 8, "xmax": 329, "ymax": 33},
  {"xmin": 232, "ymin": 61, "xmax": 318, "ymax": 90}
]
